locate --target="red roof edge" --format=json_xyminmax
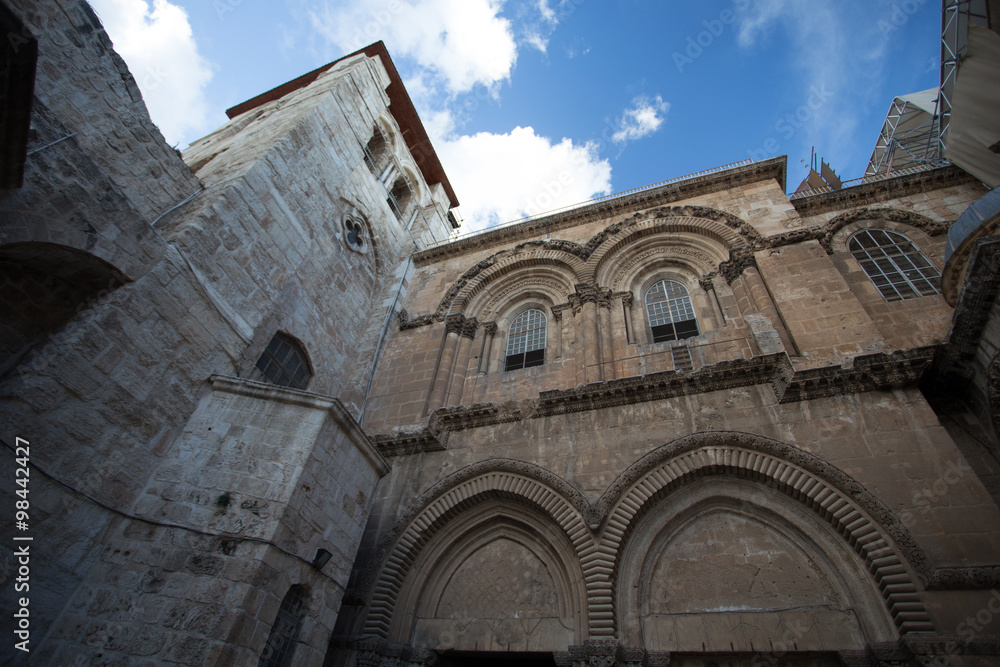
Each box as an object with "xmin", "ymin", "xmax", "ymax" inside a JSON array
[{"xmin": 225, "ymin": 42, "xmax": 459, "ymax": 209}]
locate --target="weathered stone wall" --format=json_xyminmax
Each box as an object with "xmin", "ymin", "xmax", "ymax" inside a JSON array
[{"xmin": 0, "ymin": 2, "xmax": 442, "ymax": 664}]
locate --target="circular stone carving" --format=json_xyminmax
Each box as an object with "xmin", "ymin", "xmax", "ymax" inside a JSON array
[{"xmin": 343, "ymin": 213, "xmax": 370, "ymax": 254}]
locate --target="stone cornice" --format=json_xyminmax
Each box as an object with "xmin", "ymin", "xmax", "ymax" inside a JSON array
[
  {"xmin": 370, "ymin": 427, "xmax": 447, "ymax": 458},
  {"xmin": 414, "ymin": 158, "xmax": 786, "ymax": 265},
  {"xmin": 370, "ymin": 347, "xmax": 940, "ymax": 441},
  {"xmin": 208, "ymin": 374, "xmax": 390, "ymax": 476},
  {"xmin": 790, "ymin": 165, "xmax": 977, "ymax": 217}
]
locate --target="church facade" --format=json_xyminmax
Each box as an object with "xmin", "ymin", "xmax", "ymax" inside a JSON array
[{"xmin": 3, "ymin": 2, "xmax": 1000, "ymax": 666}]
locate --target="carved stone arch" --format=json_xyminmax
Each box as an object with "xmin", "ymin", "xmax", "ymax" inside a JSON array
[
  {"xmin": 360, "ymin": 459, "xmax": 598, "ymax": 640},
  {"xmin": 374, "ymin": 110, "xmax": 401, "ymax": 155},
  {"xmin": 616, "ymin": 480, "xmax": 900, "ymax": 651},
  {"xmin": 822, "ymin": 207, "xmax": 949, "ymax": 254},
  {"xmin": 585, "ymin": 215, "xmax": 743, "ymax": 286},
  {"xmin": 397, "ymin": 160, "xmax": 428, "ymax": 207},
  {"xmin": 443, "ymin": 249, "xmax": 584, "ymax": 317},
  {"xmin": 466, "ymin": 263, "xmax": 578, "ymax": 321},
  {"xmin": 0, "ymin": 216, "xmax": 163, "ymax": 283},
  {"xmin": 588, "ymin": 204, "xmax": 764, "ymax": 251},
  {"xmin": 592, "ymin": 431, "xmax": 933, "ymax": 638},
  {"xmin": 388, "ymin": 500, "xmax": 588, "ymax": 649}
]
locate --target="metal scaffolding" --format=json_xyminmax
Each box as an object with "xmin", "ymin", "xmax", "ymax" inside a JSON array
[{"xmin": 866, "ymin": 0, "xmax": 990, "ymax": 177}]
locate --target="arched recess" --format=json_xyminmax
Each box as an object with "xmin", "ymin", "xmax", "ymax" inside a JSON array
[
  {"xmin": 588, "ymin": 216, "xmax": 742, "ymax": 287},
  {"xmin": 593, "ymin": 432, "xmax": 933, "ymax": 639},
  {"xmin": 0, "ymin": 242, "xmax": 127, "ymax": 378},
  {"xmin": 360, "ymin": 460, "xmax": 597, "ymax": 642},
  {"xmin": 390, "ymin": 501, "xmax": 587, "ymax": 652},
  {"xmin": 617, "ymin": 480, "xmax": 899, "ymax": 652},
  {"xmin": 451, "ymin": 253, "xmax": 582, "ymax": 318}
]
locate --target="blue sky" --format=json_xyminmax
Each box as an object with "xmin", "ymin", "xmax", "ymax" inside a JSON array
[{"xmin": 88, "ymin": 0, "xmax": 942, "ymax": 233}]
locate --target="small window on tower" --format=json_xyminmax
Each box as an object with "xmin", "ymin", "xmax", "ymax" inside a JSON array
[
  {"xmin": 255, "ymin": 333, "xmax": 312, "ymax": 390},
  {"xmin": 258, "ymin": 585, "xmax": 307, "ymax": 667}
]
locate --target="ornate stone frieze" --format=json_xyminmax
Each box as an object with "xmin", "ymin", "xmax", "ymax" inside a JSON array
[
  {"xmin": 554, "ymin": 640, "xmax": 646, "ymax": 667},
  {"xmin": 610, "ymin": 246, "xmax": 716, "ymax": 290},
  {"xmin": 352, "ymin": 639, "xmax": 438, "ymax": 667},
  {"xmin": 371, "ymin": 427, "xmax": 448, "ymax": 458},
  {"xmin": 925, "ymin": 566, "xmax": 1000, "ymax": 590},
  {"xmin": 397, "ymin": 308, "xmax": 438, "ymax": 330}
]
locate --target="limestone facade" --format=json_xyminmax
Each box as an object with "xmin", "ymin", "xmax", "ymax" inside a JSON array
[{"xmin": 2, "ymin": 2, "xmax": 1000, "ymax": 666}]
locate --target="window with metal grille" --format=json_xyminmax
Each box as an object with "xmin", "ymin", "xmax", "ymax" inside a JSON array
[
  {"xmin": 258, "ymin": 586, "xmax": 307, "ymax": 667},
  {"xmin": 505, "ymin": 309, "xmax": 546, "ymax": 371},
  {"xmin": 645, "ymin": 280, "xmax": 699, "ymax": 343},
  {"xmin": 848, "ymin": 229, "xmax": 940, "ymax": 301},
  {"xmin": 255, "ymin": 333, "xmax": 312, "ymax": 390}
]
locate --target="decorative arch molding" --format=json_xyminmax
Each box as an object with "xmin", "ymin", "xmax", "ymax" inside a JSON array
[
  {"xmin": 587, "ymin": 216, "xmax": 743, "ymax": 286},
  {"xmin": 360, "ymin": 459, "xmax": 598, "ymax": 639},
  {"xmin": 821, "ymin": 207, "xmax": 948, "ymax": 254},
  {"xmin": 455, "ymin": 257, "xmax": 582, "ymax": 318},
  {"xmin": 431, "ymin": 207, "xmax": 760, "ymax": 321},
  {"xmin": 591, "ymin": 431, "xmax": 934, "ymax": 637}
]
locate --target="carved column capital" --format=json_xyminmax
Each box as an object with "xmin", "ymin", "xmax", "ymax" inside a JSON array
[
  {"xmin": 483, "ymin": 321, "xmax": 498, "ymax": 336},
  {"xmin": 614, "ymin": 291, "xmax": 634, "ymax": 308},
  {"xmin": 445, "ymin": 313, "xmax": 466, "ymax": 335},
  {"xmin": 460, "ymin": 317, "xmax": 479, "ymax": 340},
  {"xmin": 574, "ymin": 282, "xmax": 614, "ymax": 309},
  {"xmin": 719, "ymin": 247, "xmax": 758, "ymax": 284},
  {"xmin": 551, "ymin": 303, "xmax": 572, "ymax": 321},
  {"xmin": 698, "ymin": 272, "xmax": 718, "ymax": 293}
]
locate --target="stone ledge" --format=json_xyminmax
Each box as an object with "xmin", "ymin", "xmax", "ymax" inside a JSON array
[
  {"xmin": 370, "ymin": 347, "xmax": 940, "ymax": 441},
  {"xmin": 208, "ymin": 374, "xmax": 389, "ymax": 476}
]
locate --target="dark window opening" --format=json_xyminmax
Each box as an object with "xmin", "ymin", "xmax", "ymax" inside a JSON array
[
  {"xmin": 258, "ymin": 585, "xmax": 306, "ymax": 667},
  {"xmin": 651, "ymin": 319, "xmax": 699, "ymax": 343},
  {"xmin": 255, "ymin": 333, "xmax": 311, "ymax": 390},
  {"xmin": 505, "ymin": 348, "xmax": 545, "ymax": 371},
  {"xmin": 1, "ymin": 3, "xmax": 39, "ymax": 189}
]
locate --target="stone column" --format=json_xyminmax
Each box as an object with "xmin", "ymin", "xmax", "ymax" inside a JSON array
[
  {"xmin": 477, "ymin": 321, "xmax": 497, "ymax": 374},
  {"xmin": 425, "ymin": 314, "xmax": 463, "ymax": 414},
  {"xmin": 699, "ymin": 274, "xmax": 726, "ymax": 327},
  {"xmin": 598, "ymin": 293, "xmax": 615, "ymax": 380},
  {"xmin": 743, "ymin": 265, "xmax": 797, "ymax": 355},
  {"xmin": 550, "ymin": 305, "xmax": 569, "ymax": 360},
  {"xmin": 446, "ymin": 317, "xmax": 478, "ymax": 406},
  {"xmin": 574, "ymin": 283, "xmax": 614, "ymax": 383}
]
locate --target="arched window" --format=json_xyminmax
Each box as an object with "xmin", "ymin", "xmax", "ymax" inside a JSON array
[
  {"xmin": 255, "ymin": 333, "xmax": 312, "ymax": 390},
  {"xmin": 645, "ymin": 280, "xmax": 699, "ymax": 343},
  {"xmin": 848, "ymin": 229, "xmax": 940, "ymax": 301},
  {"xmin": 505, "ymin": 309, "xmax": 546, "ymax": 371},
  {"xmin": 258, "ymin": 585, "xmax": 307, "ymax": 667}
]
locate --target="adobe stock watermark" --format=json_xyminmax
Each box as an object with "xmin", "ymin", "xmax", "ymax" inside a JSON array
[
  {"xmin": 350, "ymin": 0, "xmax": 403, "ymax": 47},
  {"xmin": 877, "ymin": 0, "xmax": 932, "ymax": 41},
  {"xmin": 672, "ymin": 0, "xmax": 752, "ymax": 73},
  {"xmin": 897, "ymin": 458, "xmax": 971, "ymax": 526},
  {"xmin": 215, "ymin": 0, "xmax": 247, "ymax": 20},
  {"xmin": 746, "ymin": 84, "xmax": 835, "ymax": 162}
]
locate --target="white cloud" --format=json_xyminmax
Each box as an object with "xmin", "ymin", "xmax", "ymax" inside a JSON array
[
  {"xmin": 436, "ymin": 124, "xmax": 612, "ymax": 233},
  {"xmin": 88, "ymin": 0, "xmax": 215, "ymax": 148},
  {"xmin": 613, "ymin": 95, "xmax": 670, "ymax": 144},
  {"xmin": 309, "ymin": 0, "xmax": 518, "ymax": 94}
]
